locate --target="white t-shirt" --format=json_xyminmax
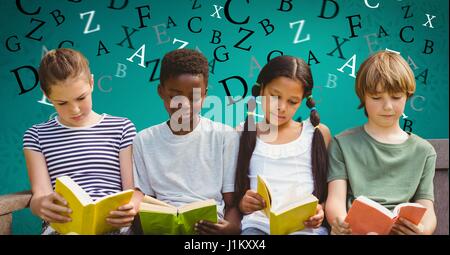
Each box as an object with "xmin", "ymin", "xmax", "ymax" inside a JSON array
[
  {"xmin": 132, "ymin": 117, "xmax": 239, "ymax": 219},
  {"xmin": 241, "ymin": 119, "xmax": 321, "ymax": 234}
]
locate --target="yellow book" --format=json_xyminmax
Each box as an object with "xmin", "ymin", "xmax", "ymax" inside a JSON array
[
  {"xmin": 51, "ymin": 176, "xmax": 134, "ymax": 235},
  {"xmin": 139, "ymin": 195, "xmax": 218, "ymax": 234},
  {"xmin": 257, "ymin": 175, "xmax": 318, "ymax": 235}
]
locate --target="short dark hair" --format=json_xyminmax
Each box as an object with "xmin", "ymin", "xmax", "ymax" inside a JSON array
[{"xmin": 160, "ymin": 49, "xmax": 209, "ymax": 86}]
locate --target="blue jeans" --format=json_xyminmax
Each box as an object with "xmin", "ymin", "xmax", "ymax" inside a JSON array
[{"xmin": 241, "ymin": 226, "xmax": 329, "ymax": 235}]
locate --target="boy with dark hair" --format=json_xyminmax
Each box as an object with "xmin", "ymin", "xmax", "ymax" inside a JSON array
[{"xmin": 133, "ymin": 49, "xmax": 241, "ymax": 234}]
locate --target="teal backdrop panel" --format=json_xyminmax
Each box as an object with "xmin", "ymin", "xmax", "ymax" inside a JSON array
[{"xmin": 0, "ymin": 0, "xmax": 448, "ymax": 234}]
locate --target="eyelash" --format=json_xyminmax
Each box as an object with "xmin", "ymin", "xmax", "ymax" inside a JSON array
[
  {"xmin": 57, "ymin": 97, "xmax": 85, "ymax": 105},
  {"xmin": 269, "ymin": 95, "xmax": 298, "ymax": 105}
]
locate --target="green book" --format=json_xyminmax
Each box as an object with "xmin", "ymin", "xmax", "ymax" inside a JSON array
[{"xmin": 139, "ymin": 196, "xmax": 218, "ymax": 235}]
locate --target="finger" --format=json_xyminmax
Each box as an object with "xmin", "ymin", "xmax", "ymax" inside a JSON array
[
  {"xmin": 399, "ymin": 218, "xmax": 420, "ymax": 233},
  {"xmin": 107, "ymin": 222, "xmax": 132, "ymax": 228},
  {"xmin": 393, "ymin": 223, "xmax": 412, "ymax": 235},
  {"xmin": 41, "ymin": 209, "xmax": 71, "ymax": 223},
  {"xmin": 309, "ymin": 214, "xmax": 324, "ymax": 222},
  {"xmin": 52, "ymin": 192, "xmax": 68, "ymax": 206},
  {"xmin": 248, "ymin": 203, "xmax": 265, "ymax": 212},
  {"xmin": 245, "ymin": 196, "xmax": 265, "ymax": 208},
  {"xmin": 246, "ymin": 191, "xmax": 266, "ymax": 207},
  {"xmin": 304, "ymin": 220, "xmax": 312, "ymax": 228},
  {"xmin": 195, "ymin": 222, "xmax": 219, "ymax": 235},
  {"xmin": 392, "ymin": 226, "xmax": 405, "ymax": 235},
  {"xmin": 45, "ymin": 202, "xmax": 72, "ymax": 214},
  {"xmin": 401, "ymin": 223, "xmax": 416, "ymax": 235},
  {"xmin": 197, "ymin": 220, "xmax": 221, "ymax": 229},
  {"xmin": 117, "ymin": 203, "xmax": 134, "ymax": 211},
  {"xmin": 106, "ymin": 216, "xmax": 134, "ymax": 225},
  {"xmin": 109, "ymin": 209, "xmax": 136, "ymax": 217}
]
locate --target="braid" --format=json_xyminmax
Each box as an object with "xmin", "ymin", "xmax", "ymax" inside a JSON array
[
  {"xmin": 305, "ymin": 94, "xmax": 328, "ymax": 203},
  {"xmin": 233, "ymin": 97, "xmax": 257, "ymax": 206}
]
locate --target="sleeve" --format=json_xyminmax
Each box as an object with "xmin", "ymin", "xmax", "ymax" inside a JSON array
[
  {"xmin": 221, "ymin": 129, "xmax": 239, "ymax": 193},
  {"xmin": 120, "ymin": 119, "xmax": 137, "ymax": 150},
  {"xmin": 23, "ymin": 126, "xmax": 42, "ymax": 152},
  {"xmin": 413, "ymin": 148, "xmax": 436, "ymax": 202},
  {"xmin": 327, "ymin": 137, "xmax": 349, "ymax": 182},
  {"xmin": 132, "ymin": 136, "xmax": 155, "ymax": 196}
]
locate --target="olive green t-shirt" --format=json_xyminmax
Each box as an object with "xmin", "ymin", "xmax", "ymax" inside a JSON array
[{"xmin": 327, "ymin": 126, "xmax": 436, "ymax": 211}]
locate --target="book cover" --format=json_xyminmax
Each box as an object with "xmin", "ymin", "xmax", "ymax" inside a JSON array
[
  {"xmin": 139, "ymin": 196, "xmax": 218, "ymax": 235},
  {"xmin": 257, "ymin": 175, "xmax": 318, "ymax": 235},
  {"xmin": 345, "ymin": 196, "xmax": 427, "ymax": 235},
  {"xmin": 51, "ymin": 176, "xmax": 134, "ymax": 235}
]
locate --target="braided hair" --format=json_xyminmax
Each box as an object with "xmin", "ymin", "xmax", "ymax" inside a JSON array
[{"xmin": 234, "ymin": 56, "xmax": 329, "ymax": 206}]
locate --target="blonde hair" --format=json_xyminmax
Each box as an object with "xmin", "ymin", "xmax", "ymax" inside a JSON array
[
  {"xmin": 38, "ymin": 48, "xmax": 91, "ymax": 96},
  {"xmin": 355, "ymin": 50, "xmax": 416, "ymax": 110}
]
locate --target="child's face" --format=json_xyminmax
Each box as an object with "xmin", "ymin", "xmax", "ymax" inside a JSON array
[
  {"xmin": 46, "ymin": 75, "xmax": 94, "ymax": 127},
  {"xmin": 260, "ymin": 77, "xmax": 304, "ymax": 126},
  {"xmin": 158, "ymin": 74, "xmax": 206, "ymax": 125},
  {"xmin": 364, "ymin": 84, "xmax": 407, "ymax": 129}
]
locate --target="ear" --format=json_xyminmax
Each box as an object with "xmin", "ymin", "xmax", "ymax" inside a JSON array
[
  {"xmin": 90, "ymin": 74, "xmax": 94, "ymax": 91},
  {"xmin": 41, "ymin": 88, "xmax": 51, "ymax": 102},
  {"xmin": 157, "ymin": 84, "xmax": 163, "ymax": 99}
]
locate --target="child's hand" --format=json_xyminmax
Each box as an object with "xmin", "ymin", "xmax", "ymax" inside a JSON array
[
  {"xmin": 390, "ymin": 217, "xmax": 424, "ymax": 235},
  {"xmin": 194, "ymin": 219, "xmax": 240, "ymax": 235},
  {"xmin": 330, "ymin": 217, "xmax": 352, "ymax": 235},
  {"xmin": 33, "ymin": 192, "xmax": 72, "ymax": 223},
  {"xmin": 106, "ymin": 203, "xmax": 137, "ymax": 228},
  {"xmin": 304, "ymin": 204, "xmax": 324, "ymax": 228},
  {"xmin": 239, "ymin": 190, "xmax": 266, "ymax": 214}
]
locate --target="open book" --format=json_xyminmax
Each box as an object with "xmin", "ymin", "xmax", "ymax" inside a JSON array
[
  {"xmin": 138, "ymin": 195, "xmax": 218, "ymax": 234},
  {"xmin": 345, "ymin": 196, "xmax": 427, "ymax": 235},
  {"xmin": 51, "ymin": 176, "xmax": 134, "ymax": 235},
  {"xmin": 257, "ymin": 175, "xmax": 318, "ymax": 235}
]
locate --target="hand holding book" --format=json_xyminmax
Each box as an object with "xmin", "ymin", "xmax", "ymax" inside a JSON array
[
  {"xmin": 239, "ymin": 189, "xmax": 266, "ymax": 215},
  {"xmin": 345, "ymin": 196, "xmax": 427, "ymax": 235},
  {"xmin": 256, "ymin": 175, "xmax": 318, "ymax": 235},
  {"xmin": 303, "ymin": 203, "xmax": 324, "ymax": 229},
  {"xmin": 107, "ymin": 202, "xmax": 138, "ymax": 228}
]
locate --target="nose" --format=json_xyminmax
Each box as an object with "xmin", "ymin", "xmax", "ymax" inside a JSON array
[
  {"xmin": 383, "ymin": 99, "xmax": 393, "ymax": 111},
  {"xmin": 69, "ymin": 103, "xmax": 80, "ymax": 114},
  {"xmin": 277, "ymin": 99, "xmax": 287, "ymax": 113}
]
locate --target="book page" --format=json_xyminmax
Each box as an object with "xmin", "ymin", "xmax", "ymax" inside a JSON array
[
  {"xmin": 356, "ymin": 196, "xmax": 395, "ymax": 219},
  {"xmin": 272, "ymin": 183, "xmax": 311, "ymax": 213},
  {"xmin": 142, "ymin": 195, "xmax": 174, "ymax": 208},
  {"xmin": 56, "ymin": 176, "xmax": 93, "ymax": 206},
  {"xmin": 140, "ymin": 202, "xmax": 177, "ymax": 215},
  {"xmin": 393, "ymin": 203, "xmax": 426, "ymax": 225},
  {"xmin": 179, "ymin": 199, "xmax": 216, "ymax": 214}
]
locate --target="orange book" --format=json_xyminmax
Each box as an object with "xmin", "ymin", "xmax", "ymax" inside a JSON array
[{"xmin": 345, "ymin": 196, "xmax": 427, "ymax": 235}]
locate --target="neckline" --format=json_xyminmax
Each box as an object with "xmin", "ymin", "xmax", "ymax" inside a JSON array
[
  {"xmin": 256, "ymin": 119, "xmax": 307, "ymax": 147},
  {"xmin": 160, "ymin": 116, "xmax": 204, "ymax": 143},
  {"xmin": 55, "ymin": 113, "xmax": 106, "ymax": 130},
  {"xmin": 361, "ymin": 125, "xmax": 413, "ymax": 148}
]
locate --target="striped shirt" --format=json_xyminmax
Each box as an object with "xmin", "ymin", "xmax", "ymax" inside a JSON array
[{"xmin": 23, "ymin": 114, "xmax": 136, "ymax": 201}]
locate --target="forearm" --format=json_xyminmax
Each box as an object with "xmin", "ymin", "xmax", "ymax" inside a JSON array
[
  {"xmin": 417, "ymin": 200, "xmax": 437, "ymax": 235},
  {"xmin": 224, "ymin": 206, "xmax": 242, "ymax": 234},
  {"xmin": 131, "ymin": 189, "xmax": 144, "ymax": 210},
  {"xmin": 325, "ymin": 198, "xmax": 347, "ymax": 225}
]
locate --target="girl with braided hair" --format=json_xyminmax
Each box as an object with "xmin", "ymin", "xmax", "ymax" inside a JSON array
[{"xmin": 234, "ymin": 55, "xmax": 331, "ymax": 235}]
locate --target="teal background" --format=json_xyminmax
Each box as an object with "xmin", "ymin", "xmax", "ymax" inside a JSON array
[{"xmin": 0, "ymin": 0, "xmax": 448, "ymax": 234}]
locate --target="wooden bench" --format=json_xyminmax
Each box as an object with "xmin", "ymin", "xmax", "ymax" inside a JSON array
[{"xmin": 0, "ymin": 139, "xmax": 448, "ymax": 235}]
